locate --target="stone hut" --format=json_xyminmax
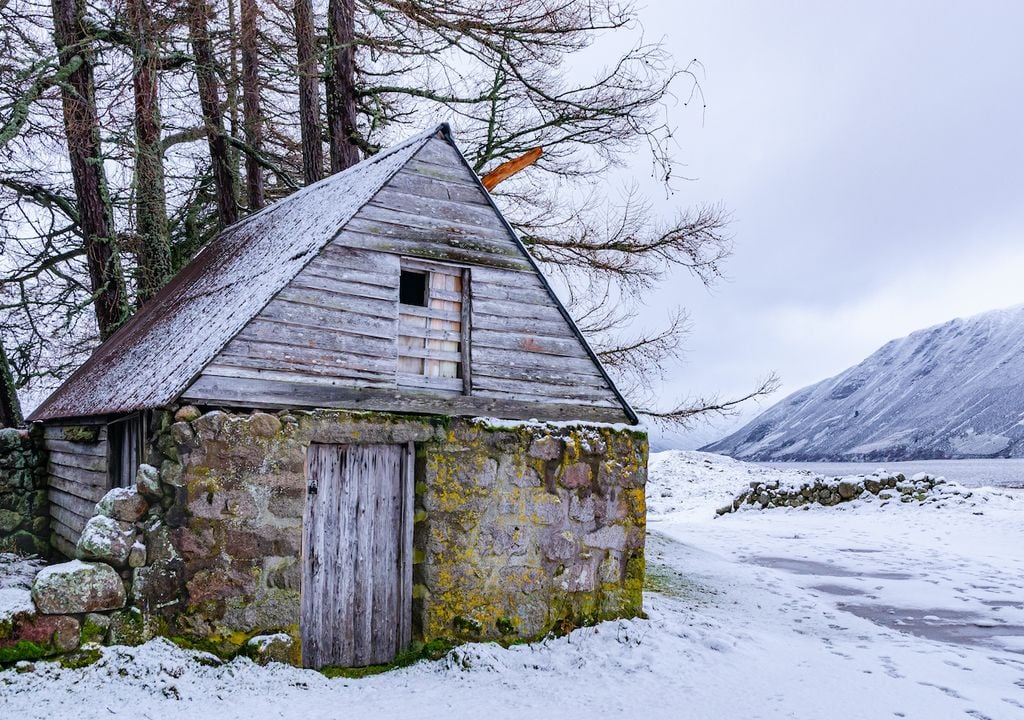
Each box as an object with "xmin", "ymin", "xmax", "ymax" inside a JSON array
[{"xmin": 24, "ymin": 125, "xmax": 647, "ymax": 668}]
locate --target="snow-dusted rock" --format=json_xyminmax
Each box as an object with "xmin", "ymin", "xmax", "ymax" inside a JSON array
[
  {"xmin": 95, "ymin": 487, "xmax": 149, "ymax": 523},
  {"xmin": 77, "ymin": 515, "xmax": 137, "ymax": 567},
  {"xmin": 245, "ymin": 633, "xmax": 295, "ymax": 665},
  {"xmin": 31, "ymin": 560, "xmax": 125, "ymax": 614},
  {"xmin": 128, "ymin": 540, "xmax": 147, "ymax": 568},
  {"xmin": 174, "ymin": 405, "xmax": 202, "ymax": 423},
  {"xmin": 135, "ymin": 464, "xmax": 162, "ymax": 500}
]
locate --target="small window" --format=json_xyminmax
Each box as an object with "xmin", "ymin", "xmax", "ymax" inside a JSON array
[
  {"xmin": 397, "ymin": 260, "xmax": 469, "ymax": 394},
  {"xmin": 399, "ymin": 270, "xmax": 428, "ymax": 307}
]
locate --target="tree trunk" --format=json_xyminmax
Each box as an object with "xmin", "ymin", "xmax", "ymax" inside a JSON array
[
  {"xmin": 0, "ymin": 339, "xmax": 22, "ymax": 428},
  {"xmin": 294, "ymin": 0, "xmax": 323, "ymax": 184},
  {"xmin": 49, "ymin": 0, "xmax": 129, "ymax": 339},
  {"xmin": 325, "ymin": 0, "xmax": 359, "ymax": 172},
  {"xmin": 239, "ymin": 0, "xmax": 264, "ymax": 209},
  {"xmin": 188, "ymin": 0, "xmax": 238, "ymax": 227},
  {"xmin": 128, "ymin": 0, "xmax": 171, "ymax": 305}
]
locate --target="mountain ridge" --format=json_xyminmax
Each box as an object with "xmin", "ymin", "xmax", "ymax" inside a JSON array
[{"xmin": 702, "ymin": 304, "xmax": 1024, "ymax": 461}]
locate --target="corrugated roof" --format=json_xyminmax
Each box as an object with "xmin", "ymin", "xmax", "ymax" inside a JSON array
[{"xmin": 30, "ymin": 126, "xmax": 441, "ymax": 421}]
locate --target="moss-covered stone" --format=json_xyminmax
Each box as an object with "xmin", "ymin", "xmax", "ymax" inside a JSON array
[
  {"xmin": 61, "ymin": 426, "xmax": 100, "ymax": 443},
  {"xmin": 145, "ymin": 408, "xmax": 647, "ymax": 665}
]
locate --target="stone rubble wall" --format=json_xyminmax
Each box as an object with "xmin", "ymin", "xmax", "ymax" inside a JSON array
[
  {"xmin": 162, "ymin": 408, "xmax": 647, "ymax": 657},
  {"xmin": 717, "ymin": 472, "xmax": 972, "ymax": 515},
  {"xmin": 0, "ymin": 427, "xmax": 49, "ymax": 558},
  {"xmin": 3, "ymin": 408, "xmax": 647, "ymax": 668}
]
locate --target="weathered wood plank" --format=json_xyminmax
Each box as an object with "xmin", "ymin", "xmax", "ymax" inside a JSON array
[
  {"xmin": 46, "ymin": 461, "xmax": 107, "ymax": 488},
  {"xmin": 207, "ymin": 354, "xmax": 395, "ymax": 385},
  {"xmin": 47, "ymin": 450, "xmax": 108, "ymax": 473},
  {"xmin": 471, "ymin": 328, "xmax": 591, "ymax": 360},
  {"xmin": 471, "ymin": 311, "xmax": 577, "ymax": 339},
  {"xmin": 261, "ymin": 295, "xmax": 398, "ymax": 337},
  {"xmin": 386, "ymin": 168, "xmax": 489, "ymax": 206},
  {"xmin": 471, "ymin": 347, "xmax": 606, "ymax": 375},
  {"xmin": 330, "ymin": 228, "xmax": 532, "ymax": 271},
  {"xmin": 234, "ymin": 318, "xmax": 398, "ymax": 360},
  {"xmin": 290, "ymin": 272, "xmax": 397, "ymax": 303},
  {"xmin": 394, "ymin": 346, "xmax": 461, "ymax": 363},
  {"xmin": 395, "ymin": 373, "xmax": 463, "ymax": 393},
  {"xmin": 202, "ymin": 363, "xmax": 394, "ymax": 390},
  {"xmin": 403, "ymin": 157, "xmax": 479, "ymax": 186},
  {"xmin": 183, "ymin": 375, "xmax": 632, "ymax": 423},
  {"xmin": 471, "ymin": 297, "xmax": 567, "ymax": 323},
  {"xmin": 369, "ymin": 187, "xmax": 506, "ymax": 234},
  {"xmin": 397, "ymin": 323, "xmax": 462, "ymax": 343},
  {"xmin": 346, "ymin": 207, "xmax": 513, "ymax": 246},
  {"xmin": 471, "ymin": 376, "xmax": 616, "ymax": 403},
  {"xmin": 461, "ymin": 268, "xmax": 473, "ymax": 395},
  {"xmin": 399, "ymin": 442, "xmax": 414, "ymax": 651},
  {"xmin": 47, "ymin": 473, "xmax": 107, "ymax": 503},
  {"xmin": 315, "ymin": 244, "xmax": 400, "ymax": 272},
  {"xmin": 265, "ymin": 287, "xmax": 398, "ymax": 323},
  {"xmin": 471, "ymin": 280, "xmax": 550, "ymax": 305},
  {"xmin": 397, "ymin": 304, "xmax": 460, "ymax": 323},
  {"xmin": 48, "ymin": 487, "xmax": 97, "ymax": 520},
  {"xmin": 336, "ymin": 447, "xmax": 356, "ymax": 664},
  {"xmin": 300, "ymin": 447, "xmax": 321, "ymax": 667},
  {"xmin": 49, "ymin": 496, "xmax": 89, "ymax": 533},
  {"xmin": 42, "ymin": 438, "xmax": 107, "ymax": 458},
  {"xmin": 472, "ymin": 362, "xmax": 611, "ymax": 390}
]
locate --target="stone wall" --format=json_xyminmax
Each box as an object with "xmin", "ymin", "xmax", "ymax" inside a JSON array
[
  {"xmin": 157, "ymin": 408, "xmax": 647, "ymax": 656},
  {"xmin": 3, "ymin": 408, "xmax": 647, "ymax": 667},
  {"xmin": 717, "ymin": 471, "xmax": 971, "ymax": 515},
  {"xmin": 0, "ymin": 427, "xmax": 49, "ymax": 557}
]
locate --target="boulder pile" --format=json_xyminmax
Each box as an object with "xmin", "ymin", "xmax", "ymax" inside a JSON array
[{"xmin": 716, "ymin": 472, "xmax": 975, "ymax": 516}]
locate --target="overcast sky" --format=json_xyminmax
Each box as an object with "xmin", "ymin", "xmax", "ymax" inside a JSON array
[{"xmin": 621, "ymin": 1, "xmax": 1024, "ymax": 448}]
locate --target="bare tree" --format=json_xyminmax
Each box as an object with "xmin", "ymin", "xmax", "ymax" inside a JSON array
[
  {"xmin": 326, "ymin": 0, "xmax": 359, "ymax": 171},
  {"xmin": 188, "ymin": 0, "xmax": 238, "ymax": 227},
  {"xmin": 239, "ymin": 0, "xmax": 265, "ymax": 208},
  {"xmin": 49, "ymin": 0, "xmax": 129, "ymax": 338},
  {"xmin": 293, "ymin": 0, "xmax": 323, "ymax": 183},
  {"xmin": 127, "ymin": 0, "xmax": 172, "ymax": 304},
  {"xmin": 0, "ymin": 338, "xmax": 23, "ymax": 427}
]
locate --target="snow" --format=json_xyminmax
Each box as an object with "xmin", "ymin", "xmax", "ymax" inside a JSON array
[
  {"xmin": 2, "ymin": 452, "xmax": 1023, "ymax": 719},
  {"xmin": 470, "ymin": 417, "xmax": 643, "ymax": 433},
  {"xmin": 0, "ymin": 553, "xmax": 44, "ymax": 623}
]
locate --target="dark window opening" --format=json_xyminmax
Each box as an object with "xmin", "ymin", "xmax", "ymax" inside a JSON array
[
  {"xmin": 108, "ymin": 413, "xmax": 147, "ymax": 489},
  {"xmin": 399, "ymin": 270, "xmax": 428, "ymax": 306}
]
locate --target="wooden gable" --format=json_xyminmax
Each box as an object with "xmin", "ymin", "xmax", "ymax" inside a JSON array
[{"xmin": 183, "ymin": 134, "xmax": 635, "ymax": 424}]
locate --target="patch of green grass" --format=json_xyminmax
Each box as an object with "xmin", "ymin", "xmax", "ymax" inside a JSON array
[
  {"xmin": 319, "ymin": 638, "xmax": 457, "ymax": 678},
  {"xmin": 0, "ymin": 640, "xmax": 51, "ymax": 664}
]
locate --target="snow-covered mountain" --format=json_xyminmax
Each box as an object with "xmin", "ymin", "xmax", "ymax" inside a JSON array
[{"xmin": 703, "ymin": 305, "xmax": 1024, "ymax": 461}]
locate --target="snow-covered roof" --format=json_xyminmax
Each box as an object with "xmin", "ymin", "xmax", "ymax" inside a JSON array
[{"xmin": 30, "ymin": 127, "xmax": 442, "ymax": 421}]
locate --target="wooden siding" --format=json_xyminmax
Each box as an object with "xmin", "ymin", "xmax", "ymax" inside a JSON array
[
  {"xmin": 42, "ymin": 423, "xmax": 109, "ymax": 555},
  {"xmin": 184, "ymin": 136, "xmax": 630, "ymax": 423}
]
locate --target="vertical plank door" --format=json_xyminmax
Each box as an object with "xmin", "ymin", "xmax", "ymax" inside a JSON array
[{"xmin": 301, "ymin": 443, "xmax": 413, "ymax": 668}]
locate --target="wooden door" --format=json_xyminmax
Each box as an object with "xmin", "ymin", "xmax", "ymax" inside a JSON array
[{"xmin": 301, "ymin": 443, "xmax": 413, "ymax": 668}]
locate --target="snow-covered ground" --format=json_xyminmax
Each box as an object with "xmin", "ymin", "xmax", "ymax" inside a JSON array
[{"xmin": 2, "ymin": 451, "xmax": 1023, "ymax": 719}]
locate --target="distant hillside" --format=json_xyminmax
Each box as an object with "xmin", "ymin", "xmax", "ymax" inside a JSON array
[{"xmin": 702, "ymin": 305, "xmax": 1024, "ymax": 461}]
